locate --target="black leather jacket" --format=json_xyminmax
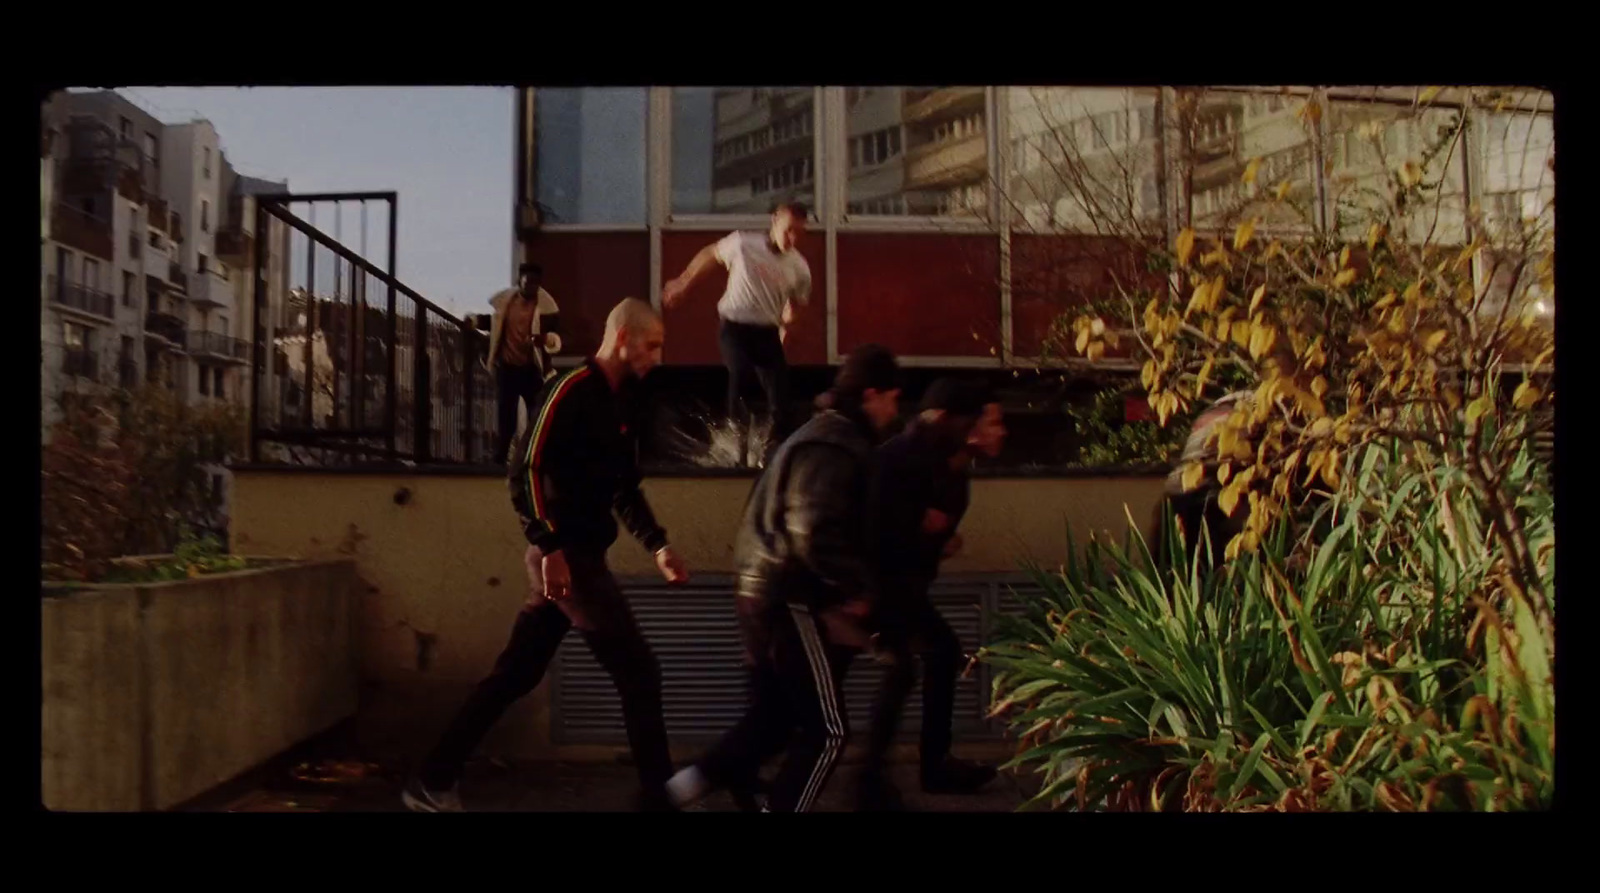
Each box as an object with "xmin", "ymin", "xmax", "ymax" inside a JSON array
[{"xmin": 734, "ymin": 408, "xmax": 879, "ymax": 610}]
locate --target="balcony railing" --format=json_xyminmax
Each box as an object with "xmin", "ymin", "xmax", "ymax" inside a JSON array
[
  {"xmin": 148, "ymin": 196, "xmax": 170, "ymax": 233},
  {"xmin": 169, "ymin": 263, "xmax": 188, "ymax": 292},
  {"xmin": 63, "ymin": 349, "xmax": 98, "ymax": 381},
  {"xmin": 144, "ymin": 311, "xmax": 187, "ymax": 349},
  {"xmin": 51, "ymin": 202, "xmax": 113, "ymax": 260},
  {"xmin": 47, "ymin": 275, "xmax": 115, "ymax": 319},
  {"xmin": 216, "ymin": 228, "xmax": 251, "ymax": 262},
  {"xmin": 190, "ymin": 331, "xmax": 251, "ymax": 362}
]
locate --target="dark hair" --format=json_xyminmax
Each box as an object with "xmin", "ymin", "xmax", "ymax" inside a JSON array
[
  {"xmin": 816, "ymin": 343, "xmax": 898, "ymax": 415},
  {"xmin": 919, "ymin": 378, "xmax": 994, "ymax": 419},
  {"xmin": 771, "ymin": 200, "xmax": 810, "ymax": 221},
  {"xmin": 519, "ymin": 262, "xmax": 543, "ymax": 277}
]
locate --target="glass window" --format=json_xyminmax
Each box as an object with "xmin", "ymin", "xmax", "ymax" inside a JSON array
[
  {"xmin": 1477, "ymin": 101, "xmax": 1554, "ymax": 237},
  {"xmin": 672, "ymin": 87, "xmax": 815, "ymax": 215},
  {"xmin": 844, "ymin": 86, "xmax": 987, "ymax": 219},
  {"xmin": 535, "ymin": 88, "xmax": 648, "ymax": 225},
  {"xmin": 1326, "ymin": 96, "xmax": 1470, "ymax": 244},
  {"xmin": 1004, "ymin": 87, "xmax": 1160, "ymax": 232},
  {"xmin": 1179, "ymin": 88, "xmax": 1318, "ymax": 232}
]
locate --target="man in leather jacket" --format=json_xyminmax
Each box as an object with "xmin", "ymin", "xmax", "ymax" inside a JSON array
[{"xmin": 664, "ymin": 344, "xmax": 902, "ymax": 813}]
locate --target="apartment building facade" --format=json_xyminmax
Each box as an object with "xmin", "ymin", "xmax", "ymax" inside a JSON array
[{"xmin": 40, "ymin": 89, "xmax": 291, "ymax": 515}]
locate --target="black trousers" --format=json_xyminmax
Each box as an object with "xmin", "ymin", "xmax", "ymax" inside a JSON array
[
  {"xmin": 860, "ymin": 587, "xmax": 964, "ymax": 780},
  {"xmin": 718, "ymin": 320, "xmax": 790, "ymax": 463},
  {"xmin": 495, "ymin": 363, "xmax": 545, "ymax": 465},
  {"xmin": 418, "ymin": 550, "xmax": 673, "ymax": 802},
  {"xmin": 695, "ymin": 597, "xmax": 853, "ymax": 813}
]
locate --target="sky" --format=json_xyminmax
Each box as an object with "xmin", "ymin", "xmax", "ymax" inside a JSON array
[{"xmin": 124, "ymin": 87, "xmax": 514, "ymax": 317}]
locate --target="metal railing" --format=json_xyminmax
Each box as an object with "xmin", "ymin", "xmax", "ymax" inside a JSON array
[
  {"xmin": 190, "ymin": 331, "xmax": 250, "ymax": 361},
  {"xmin": 48, "ymin": 275, "xmax": 115, "ymax": 318},
  {"xmin": 250, "ymin": 194, "xmax": 497, "ymax": 467},
  {"xmin": 144, "ymin": 311, "xmax": 187, "ymax": 348}
]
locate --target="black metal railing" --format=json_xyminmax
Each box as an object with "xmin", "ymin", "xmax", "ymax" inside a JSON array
[
  {"xmin": 63, "ymin": 348, "xmax": 98, "ymax": 381},
  {"xmin": 250, "ymin": 194, "xmax": 497, "ymax": 467},
  {"xmin": 144, "ymin": 311, "xmax": 187, "ymax": 348},
  {"xmin": 190, "ymin": 331, "xmax": 250, "ymax": 361},
  {"xmin": 48, "ymin": 275, "xmax": 116, "ymax": 318}
]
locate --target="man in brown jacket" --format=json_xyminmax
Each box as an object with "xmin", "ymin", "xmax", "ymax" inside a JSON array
[{"xmin": 478, "ymin": 262, "xmax": 561, "ymax": 463}]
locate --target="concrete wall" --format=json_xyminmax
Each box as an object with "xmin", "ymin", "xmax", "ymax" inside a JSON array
[
  {"xmin": 40, "ymin": 559, "xmax": 359, "ymax": 811},
  {"xmin": 229, "ymin": 470, "xmax": 1165, "ymax": 763}
]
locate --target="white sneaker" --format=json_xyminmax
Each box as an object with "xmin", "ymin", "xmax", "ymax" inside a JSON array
[{"xmin": 402, "ymin": 778, "xmax": 464, "ymax": 813}]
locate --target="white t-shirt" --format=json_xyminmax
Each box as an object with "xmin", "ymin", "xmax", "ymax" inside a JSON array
[{"xmin": 714, "ymin": 232, "xmax": 811, "ymax": 327}]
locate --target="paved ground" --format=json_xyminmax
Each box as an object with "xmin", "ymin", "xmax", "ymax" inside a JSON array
[{"xmin": 204, "ymin": 753, "xmax": 1040, "ymax": 813}]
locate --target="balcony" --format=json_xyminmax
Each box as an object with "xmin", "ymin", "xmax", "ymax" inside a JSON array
[
  {"xmin": 905, "ymin": 131, "xmax": 988, "ymax": 190},
  {"xmin": 51, "ymin": 202, "xmax": 113, "ymax": 260},
  {"xmin": 144, "ymin": 311, "xmax": 187, "ymax": 350},
  {"xmin": 190, "ymin": 268, "xmax": 232, "ymax": 309},
  {"xmin": 216, "ymin": 227, "xmax": 251, "ymax": 264},
  {"xmin": 47, "ymin": 275, "xmax": 115, "ymax": 321},
  {"xmin": 148, "ymin": 196, "xmax": 170, "ymax": 234},
  {"xmin": 169, "ymin": 262, "xmax": 188, "ymax": 292},
  {"xmin": 903, "ymin": 87, "xmax": 986, "ymax": 125},
  {"xmin": 63, "ymin": 349, "xmax": 99, "ymax": 381},
  {"xmin": 190, "ymin": 331, "xmax": 251, "ymax": 364}
]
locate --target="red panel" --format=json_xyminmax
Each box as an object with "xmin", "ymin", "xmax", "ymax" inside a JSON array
[
  {"xmin": 836, "ymin": 233, "xmax": 999, "ymax": 358},
  {"xmin": 1010, "ymin": 233, "xmax": 1162, "ymax": 359},
  {"xmin": 524, "ymin": 232, "xmax": 649, "ymax": 360},
  {"xmin": 659, "ymin": 230, "xmax": 827, "ymax": 366}
]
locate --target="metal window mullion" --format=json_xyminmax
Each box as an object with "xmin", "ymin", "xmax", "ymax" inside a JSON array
[
  {"xmin": 1311, "ymin": 86, "xmax": 1332, "ymax": 234},
  {"xmin": 648, "ymin": 87, "xmax": 672, "ymax": 310},
  {"xmin": 992, "ymin": 85, "xmax": 1013, "ymax": 365},
  {"xmin": 823, "ymin": 86, "xmax": 846, "ymax": 364}
]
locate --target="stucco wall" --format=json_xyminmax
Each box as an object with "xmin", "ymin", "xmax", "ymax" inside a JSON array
[{"xmin": 229, "ymin": 470, "xmax": 1164, "ymax": 763}]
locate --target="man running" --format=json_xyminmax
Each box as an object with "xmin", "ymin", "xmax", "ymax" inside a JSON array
[
  {"xmin": 482, "ymin": 262, "xmax": 562, "ymax": 462},
  {"xmin": 664, "ymin": 345, "xmax": 902, "ymax": 813},
  {"xmin": 856, "ymin": 378, "xmax": 1008, "ymax": 810},
  {"xmin": 661, "ymin": 201, "xmax": 812, "ymax": 467},
  {"xmin": 405, "ymin": 298, "xmax": 689, "ymax": 813}
]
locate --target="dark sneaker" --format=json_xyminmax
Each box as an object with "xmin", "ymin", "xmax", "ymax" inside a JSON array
[
  {"xmin": 921, "ymin": 757, "xmax": 998, "ymax": 795},
  {"xmin": 402, "ymin": 777, "xmax": 464, "ymax": 812}
]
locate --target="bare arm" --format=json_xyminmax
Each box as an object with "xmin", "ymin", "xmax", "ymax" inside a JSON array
[{"xmin": 662, "ymin": 244, "xmax": 726, "ymax": 308}]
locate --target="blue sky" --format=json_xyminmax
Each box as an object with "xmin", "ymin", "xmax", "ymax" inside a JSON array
[{"xmin": 126, "ymin": 87, "xmax": 514, "ymax": 316}]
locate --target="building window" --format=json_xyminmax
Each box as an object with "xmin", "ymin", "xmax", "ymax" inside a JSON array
[
  {"xmin": 199, "ymin": 254, "xmax": 209, "ymax": 274},
  {"xmin": 203, "ymin": 147, "xmax": 212, "ymax": 179},
  {"xmin": 64, "ymin": 322, "xmax": 90, "ymax": 351},
  {"xmin": 214, "ymin": 368, "xmax": 225, "ymax": 399},
  {"xmin": 534, "ymin": 88, "xmax": 648, "ymax": 225},
  {"xmin": 83, "ymin": 258, "xmax": 100, "ymax": 291},
  {"xmin": 199, "ymin": 364, "xmax": 210, "ymax": 395},
  {"xmin": 201, "ymin": 200, "xmax": 210, "ymax": 233},
  {"xmin": 120, "ymin": 117, "xmax": 132, "ymax": 140},
  {"xmin": 211, "ymin": 474, "xmax": 224, "ymax": 504},
  {"xmin": 847, "ymin": 86, "xmax": 987, "ymax": 218},
  {"xmin": 145, "ymin": 133, "xmax": 159, "ymax": 167},
  {"xmin": 123, "ymin": 271, "xmax": 135, "ymax": 308},
  {"xmin": 672, "ymin": 87, "xmax": 816, "ymax": 215}
]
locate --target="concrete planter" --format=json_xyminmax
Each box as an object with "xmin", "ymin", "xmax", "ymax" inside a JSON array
[{"xmin": 41, "ymin": 558, "xmax": 359, "ymax": 811}]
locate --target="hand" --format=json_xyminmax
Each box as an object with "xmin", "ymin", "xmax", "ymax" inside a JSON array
[
  {"xmin": 941, "ymin": 532, "xmax": 964, "ymax": 559},
  {"xmin": 922, "ymin": 508, "xmax": 952, "ymax": 535},
  {"xmin": 541, "ymin": 549, "xmax": 572, "ymax": 601},
  {"xmin": 655, "ymin": 546, "xmax": 689, "ymax": 584},
  {"xmin": 661, "ymin": 278, "xmax": 687, "ymax": 309},
  {"xmin": 779, "ymin": 326, "xmax": 789, "ymax": 345}
]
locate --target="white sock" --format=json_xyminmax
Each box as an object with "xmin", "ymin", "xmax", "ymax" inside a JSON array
[{"xmin": 666, "ymin": 766, "xmax": 710, "ymax": 807}]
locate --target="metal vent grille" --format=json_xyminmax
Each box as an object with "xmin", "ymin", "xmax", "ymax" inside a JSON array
[{"xmin": 552, "ymin": 579, "xmax": 995, "ymax": 745}]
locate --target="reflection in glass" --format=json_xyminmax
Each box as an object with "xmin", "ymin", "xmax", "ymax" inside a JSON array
[
  {"xmin": 1325, "ymin": 97, "xmax": 1469, "ymax": 244},
  {"xmin": 1187, "ymin": 89, "xmax": 1317, "ymax": 232},
  {"xmin": 845, "ymin": 87, "xmax": 988, "ymax": 219},
  {"xmin": 1005, "ymin": 87, "xmax": 1160, "ymax": 233},
  {"xmin": 672, "ymin": 87, "xmax": 815, "ymax": 215},
  {"xmin": 536, "ymin": 88, "xmax": 648, "ymax": 225}
]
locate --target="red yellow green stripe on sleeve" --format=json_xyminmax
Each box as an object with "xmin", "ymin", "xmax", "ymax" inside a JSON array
[{"xmin": 521, "ymin": 365, "xmax": 591, "ymax": 534}]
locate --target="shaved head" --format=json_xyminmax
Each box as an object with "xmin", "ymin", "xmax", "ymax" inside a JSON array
[
  {"xmin": 601, "ymin": 297, "xmax": 665, "ymax": 379},
  {"xmin": 605, "ymin": 297, "xmax": 661, "ymax": 340}
]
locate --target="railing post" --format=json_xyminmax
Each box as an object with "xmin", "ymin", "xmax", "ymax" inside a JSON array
[
  {"xmin": 386, "ymin": 200, "xmax": 399, "ymax": 465},
  {"xmin": 462, "ymin": 321, "xmax": 475, "ymax": 463},
  {"xmin": 414, "ymin": 307, "xmax": 430, "ymax": 463}
]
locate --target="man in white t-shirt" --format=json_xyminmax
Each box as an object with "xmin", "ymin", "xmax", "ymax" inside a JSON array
[{"xmin": 662, "ymin": 201, "xmax": 812, "ymax": 466}]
